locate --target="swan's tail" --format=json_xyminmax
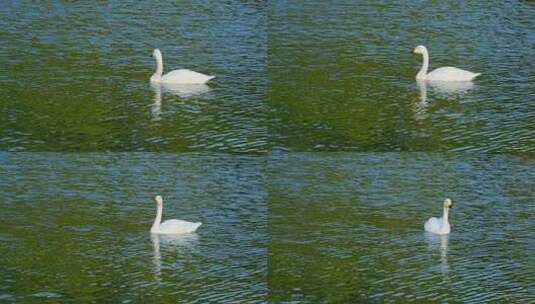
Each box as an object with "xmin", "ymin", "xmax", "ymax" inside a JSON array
[{"xmin": 192, "ymin": 222, "xmax": 202, "ymax": 232}]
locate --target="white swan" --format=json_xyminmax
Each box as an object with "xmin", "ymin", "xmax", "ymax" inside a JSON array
[
  {"xmin": 150, "ymin": 49, "xmax": 215, "ymax": 84},
  {"xmin": 424, "ymin": 198, "xmax": 453, "ymax": 235},
  {"xmin": 413, "ymin": 46, "xmax": 480, "ymax": 81},
  {"xmin": 150, "ymin": 195, "xmax": 202, "ymax": 234}
]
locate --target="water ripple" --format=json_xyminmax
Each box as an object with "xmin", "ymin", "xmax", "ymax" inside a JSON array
[
  {"xmin": 269, "ymin": 1, "xmax": 535, "ymax": 152},
  {"xmin": 0, "ymin": 153, "xmax": 267, "ymax": 302},
  {"xmin": 268, "ymin": 153, "xmax": 535, "ymax": 302},
  {"xmin": 0, "ymin": 1, "xmax": 267, "ymax": 152}
]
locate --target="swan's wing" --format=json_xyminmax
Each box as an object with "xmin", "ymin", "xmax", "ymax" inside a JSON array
[
  {"xmin": 427, "ymin": 67, "xmax": 479, "ymax": 81},
  {"xmin": 160, "ymin": 219, "xmax": 202, "ymax": 234},
  {"xmin": 162, "ymin": 69, "xmax": 215, "ymax": 84},
  {"xmin": 424, "ymin": 217, "xmax": 441, "ymax": 233}
]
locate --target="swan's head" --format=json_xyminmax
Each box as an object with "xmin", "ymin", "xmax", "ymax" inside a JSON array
[
  {"xmin": 443, "ymin": 198, "xmax": 453, "ymax": 209},
  {"xmin": 413, "ymin": 45, "xmax": 427, "ymax": 55},
  {"xmin": 155, "ymin": 195, "xmax": 163, "ymax": 206},
  {"xmin": 152, "ymin": 49, "xmax": 162, "ymax": 59}
]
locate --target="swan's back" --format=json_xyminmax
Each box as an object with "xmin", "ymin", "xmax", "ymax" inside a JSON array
[
  {"xmin": 162, "ymin": 69, "xmax": 215, "ymax": 84},
  {"xmin": 159, "ymin": 219, "xmax": 202, "ymax": 234},
  {"xmin": 427, "ymin": 67, "xmax": 480, "ymax": 82}
]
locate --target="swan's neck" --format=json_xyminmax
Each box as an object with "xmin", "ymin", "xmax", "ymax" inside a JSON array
[
  {"xmin": 151, "ymin": 204, "xmax": 163, "ymax": 233},
  {"xmin": 441, "ymin": 207, "xmax": 450, "ymax": 231},
  {"xmin": 151, "ymin": 54, "xmax": 164, "ymax": 82},
  {"xmin": 417, "ymin": 49, "xmax": 429, "ymax": 80}
]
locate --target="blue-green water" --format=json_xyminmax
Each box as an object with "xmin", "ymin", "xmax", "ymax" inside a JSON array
[
  {"xmin": 3, "ymin": 1, "xmax": 532, "ymax": 153},
  {"xmin": 269, "ymin": 0, "xmax": 535, "ymax": 152},
  {"xmin": 2, "ymin": 153, "xmax": 532, "ymax": 302},
  {"xmin": 1, "ymin": 0, "xmax": 534, "ymax": 302},
  {"xmin": 0, "ymin": 1, "xmax": 266, "ymax": 152},
  {"xmin": 0, "ymin": 153, "xmax": 266, "ymax": 303},
  {"xmin": 268, "ymin": 153, "xmax": 534, "ymax": 302}
]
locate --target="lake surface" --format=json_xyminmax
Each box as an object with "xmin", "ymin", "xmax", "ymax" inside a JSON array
[
  {"xmin": 1, "ymin": 1, "xmax": 534, "ymax": 303},
  {"xmin": 0, "ymin": 1, "xmax": 267, "ymax": 152},
  {"xmin": 3, "ymin": 1, "xmax": 533, "ymax": 153},
  {"xmin": 268, "ymin": 153, "xmax": 535, "ymax": 302},
  {"xmin": 3, "ymin": 153, "xmax": 532, "ymax": 303},
  {"xmin": 269, "ymin": 1, "xmax": 535, "ymax": 152},
  {"xmin": 0, "ymin": 153, "xmax": 266, "ymax": 302}
]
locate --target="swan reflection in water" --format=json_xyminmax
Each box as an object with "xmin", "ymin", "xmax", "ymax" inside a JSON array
[
  {"xmin": 414, "ymin": 80, "xmax": 475, "ymax": 120},
  {"xmin": 414, "ymin": 80, "xmax": 430, "ymax": 120},
  {"xmin": 150, "ymin": 83, "xmax": 212, "ymax": 121},
  {"xmin": 425, "ymin": 233, "xmax": 450, "ymax": 277},
  {"xmin": 150, "ymin": 233, "xmax": 199, "ymax": 282}
]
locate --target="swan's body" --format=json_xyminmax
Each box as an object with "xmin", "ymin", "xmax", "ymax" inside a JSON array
[
  {"xmin": 150, "ymin": 195, "xmax": 202, "ymax": 235},
  {"xmin": 150, "ymin": 49, "xmax": 215, "ymax": 84},
  {"xmin": 424, "ymin": 217, "xmax": 450, "ymax": 235},
  {"xmin": 413, "ymin": 46, "xmax": 480, "ymax": 82},
  {"xmin": 158, "ymin": 69, "xmax": 215, "ymax": 84},
  {"xmin": 424, "ymin": 198, "xmax": 453, "ymax": 235}
]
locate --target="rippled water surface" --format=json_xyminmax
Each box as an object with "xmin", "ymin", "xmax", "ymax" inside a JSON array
[
  {"xmin": 0, "ymin": 153, "xmax": 266, "ymax": 302},
  {"xmin": 1, "ymin": 1, "xmax": 534, "ymax": 302},
  {"xmin": 268, "ymin": 153, "xmax": 535, "ymax": 302},
  {"xmin": 269, "ymin": 1, "xmax": 535, "ymax": 152},
  {"xmin": 0, "ymin": 1, "xmax": 266, "ymax": 152}
]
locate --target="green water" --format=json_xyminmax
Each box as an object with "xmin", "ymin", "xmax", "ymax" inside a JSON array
[
  {"xmin": 1, "ymin": 0, "xmax": 534, "ymax": 303},
  {"xmin": 268, "ymin": 1, "xmax": 534, "ymax": 152},
  {"xmin": 268, "ymin": 153, "xmax": 534, "ymax": 302},
  {"xmin": 0, "ymin": 1, "xmax": 266, "ymax": 152},
  {"xmin": 0, "ymin": 153, "xmax": 266, "ymax": 302}
]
